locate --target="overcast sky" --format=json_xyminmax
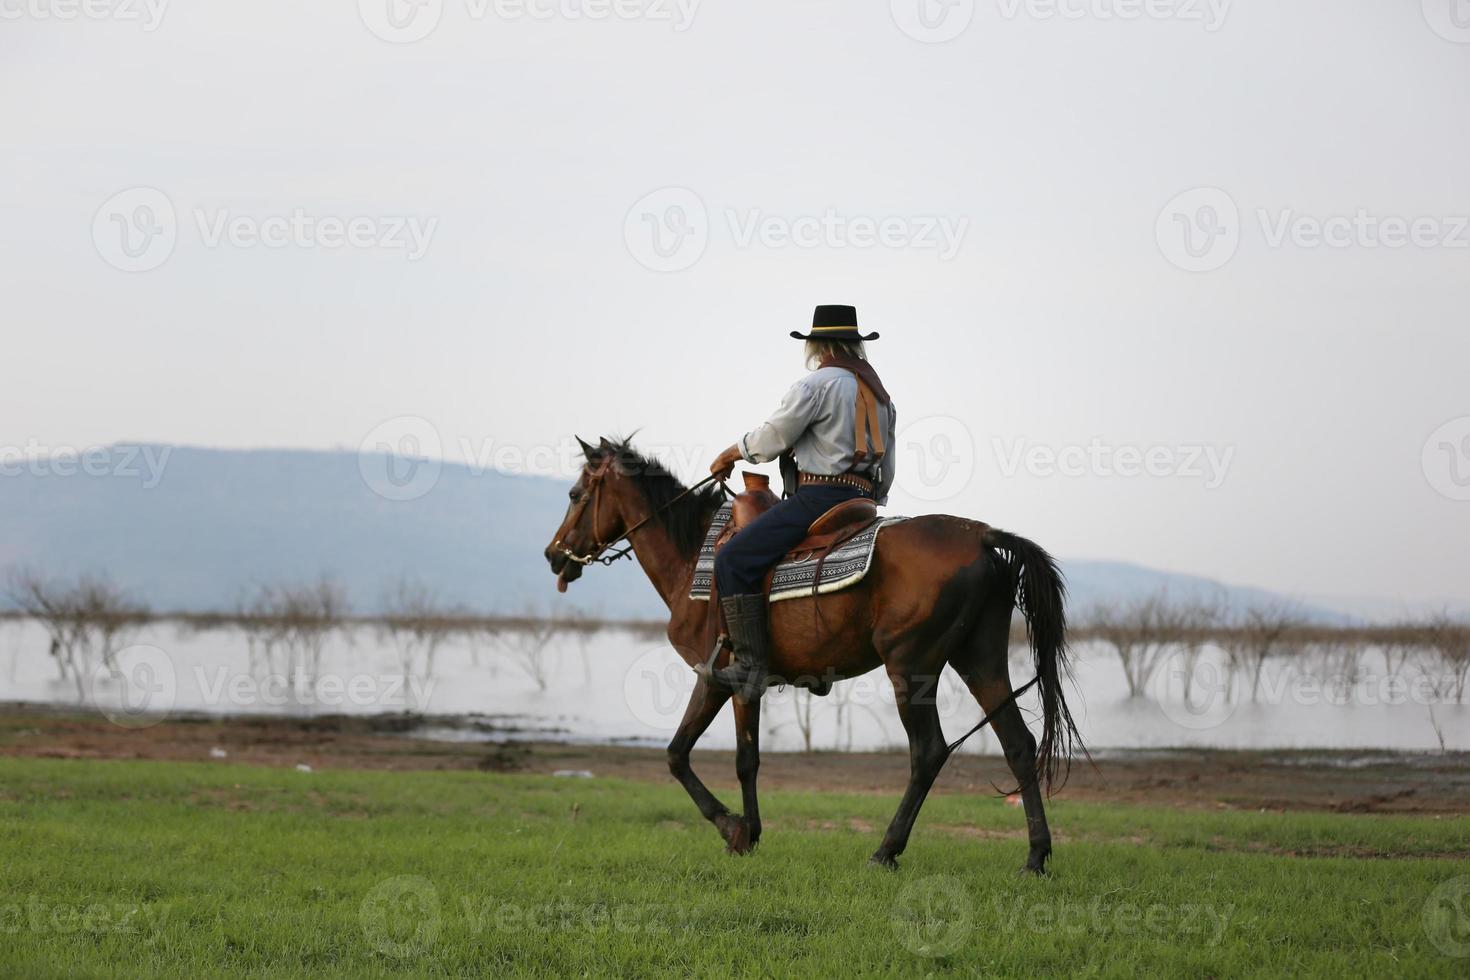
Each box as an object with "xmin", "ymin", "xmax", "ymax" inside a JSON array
[{"xmin": 2, "ymin": 0, "xmax": 1467, "ymax": 609}]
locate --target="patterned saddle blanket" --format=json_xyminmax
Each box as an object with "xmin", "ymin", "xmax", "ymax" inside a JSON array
[{"xmin": 688, "ymin": 502, "xmax": 908, "ymax": 603}]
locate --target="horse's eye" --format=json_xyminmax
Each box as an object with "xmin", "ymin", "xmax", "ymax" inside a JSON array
[{"xmin": 569, "ymin": 488, "xmax": 581, "ymax": 501}]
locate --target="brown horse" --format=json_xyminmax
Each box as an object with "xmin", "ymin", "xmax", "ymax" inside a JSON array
[{"xmin": 543, "ymin": 436, "xmax": 1082, "ymax": 873}]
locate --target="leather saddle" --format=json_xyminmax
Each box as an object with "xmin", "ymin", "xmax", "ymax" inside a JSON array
[{"xmin": 720, "ymin": 472, "xmax": 879, "ymax": 564}]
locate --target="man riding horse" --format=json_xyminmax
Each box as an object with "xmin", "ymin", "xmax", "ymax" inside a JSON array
[{"xmin": 702, "ymin": 304, "xmax": 897, "ymax": 702}]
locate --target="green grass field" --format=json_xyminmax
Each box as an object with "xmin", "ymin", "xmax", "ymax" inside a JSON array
[{"xmin": 1, "ymin": 757, "xmax": 1467, "ymax": 977}]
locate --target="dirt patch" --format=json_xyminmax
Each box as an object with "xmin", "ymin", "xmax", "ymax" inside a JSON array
[{"xmin": 2, "ymin": 704, "xmax": 1468, "ymax": 815}]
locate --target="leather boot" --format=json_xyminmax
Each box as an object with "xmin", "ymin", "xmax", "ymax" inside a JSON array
[{"xmin": 704, "ymin": 594, "xmax": 771, "ymax": 702}]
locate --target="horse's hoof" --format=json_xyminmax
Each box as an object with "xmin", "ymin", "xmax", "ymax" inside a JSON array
[
  {"xmin": 1016, "ymin": 864, "xmax": 1048, "ymax": 877},
  {"xmin": 868, "ymin": 853, "xmax": 899, "ymax": 871},
  {"xmin": 717, "ymin": 814, "xmax": 754, "ymax": 855}
]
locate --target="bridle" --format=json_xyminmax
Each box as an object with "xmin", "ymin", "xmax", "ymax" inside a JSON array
[{"xmin": 552, "ymin": 454, "xmax": 726, "ymax": 568}]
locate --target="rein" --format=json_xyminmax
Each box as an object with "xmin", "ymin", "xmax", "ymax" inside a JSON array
[{"xmin": 553, "ymin": 459, "xmax": 727, "ymax": 568}]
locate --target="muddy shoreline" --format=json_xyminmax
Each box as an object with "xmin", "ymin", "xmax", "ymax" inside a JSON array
[{"xmin": 2, "ymin": 703, "xmax": 1467, "ymax": 814}]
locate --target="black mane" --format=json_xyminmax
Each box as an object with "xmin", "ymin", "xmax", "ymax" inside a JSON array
[{"xmin": 596, "ymin": 437, "xmax": 724, "ymax": 557}]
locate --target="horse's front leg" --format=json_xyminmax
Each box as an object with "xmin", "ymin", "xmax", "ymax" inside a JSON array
[
  {"xmin": 665, "ymin": 674, "xmax": 747, "ymax": 851},
  {"xmin": 732, "ymin": 695, "xmax": 762, "ymax": 849}
]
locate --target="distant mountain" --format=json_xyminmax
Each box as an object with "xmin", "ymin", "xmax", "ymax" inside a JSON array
[{"xmin": 0, "ymin": 445, "xmax": 1352, "ymax": 621}]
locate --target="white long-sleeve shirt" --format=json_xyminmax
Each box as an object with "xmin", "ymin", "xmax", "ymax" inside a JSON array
[{"xmin": 738, "ymin": 365, "xmax": 898, "ymax": 505}]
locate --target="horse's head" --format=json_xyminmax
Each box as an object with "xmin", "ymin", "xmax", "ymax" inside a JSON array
[{"xmin": 543, "ymin": 436, "xmax": 635, "ymax": 592}]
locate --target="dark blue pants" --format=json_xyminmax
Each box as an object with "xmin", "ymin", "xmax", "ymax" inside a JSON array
[{"xmin": 714, "ymin": 485, "xmax": 868, "ymax": 596}]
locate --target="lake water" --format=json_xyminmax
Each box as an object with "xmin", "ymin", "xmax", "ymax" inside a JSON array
[{"xmin": 1, "ymin": 620, "xmax": 1464, "ymax": 754}]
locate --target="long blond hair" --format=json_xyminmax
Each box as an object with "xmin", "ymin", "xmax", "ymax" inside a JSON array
[{"xmin": 804, "ymin": 339, "xmax": 867, "ymax": 370}]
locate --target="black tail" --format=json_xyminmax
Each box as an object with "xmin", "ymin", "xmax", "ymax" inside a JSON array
[{"xmin": 983, "ymin": 527, "xmax": 1086, "ymax": 793}]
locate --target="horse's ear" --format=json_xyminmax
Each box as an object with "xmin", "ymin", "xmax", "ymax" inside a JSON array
[
  {"xmin": 598, "ymin": 436, "xmax": 615, "ymax": 451},
  {"xmin": 575, "ymin": 436, "xmax": 597, "ymax": 460}
]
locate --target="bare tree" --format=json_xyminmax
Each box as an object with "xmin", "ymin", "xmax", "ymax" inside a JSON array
[
  {"xmin": 1222, "ymin": 604, "xmax": 1302, "ymax": 703},
  {"xmin": 377, "ymin": 578, "xmax": 463, "ymax": 708},
  {"xmin": 6, "ymin": 570, "xmax": 149, "ymax": 699},
  {"xmin": 1416, "ymin": 612, "xmax": 1470, "ymax": 705},
  {"xmin": 492, "ymin": 607, "xmax": 564, "ymax": 691},
  {"xmin": 1085, "ymin": 592, "xmax": 1195, "ymax": 698}
]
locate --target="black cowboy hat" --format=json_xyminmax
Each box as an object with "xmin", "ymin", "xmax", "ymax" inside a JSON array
[{"xmin": 789, "ymin": 304, "xmax": 879, "ymax": 342}]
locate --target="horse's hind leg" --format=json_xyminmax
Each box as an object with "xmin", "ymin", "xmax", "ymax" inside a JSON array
[
  {"xmin": 869, "ymin": 659, "xmax": 951, "ymax": 870},
  {"xmin": 953, "ymin": 608, "xmax": 1053, "ymax": 874},
  {"xmin": 666, "ymin": 675, "xmax": 748, "ymax": 853}
]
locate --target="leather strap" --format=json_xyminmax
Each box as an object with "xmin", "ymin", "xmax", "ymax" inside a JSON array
[
  {"xmin": 816, "ymin": 354, "xmax": 889, "ymax": 471},
  {"xmin": 798, "ymin": 471, "xmax": 874, "ymax": 495},
  {"xmin": 851, "ymin": 377, "xmax": 885, "ymax": 469}
]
